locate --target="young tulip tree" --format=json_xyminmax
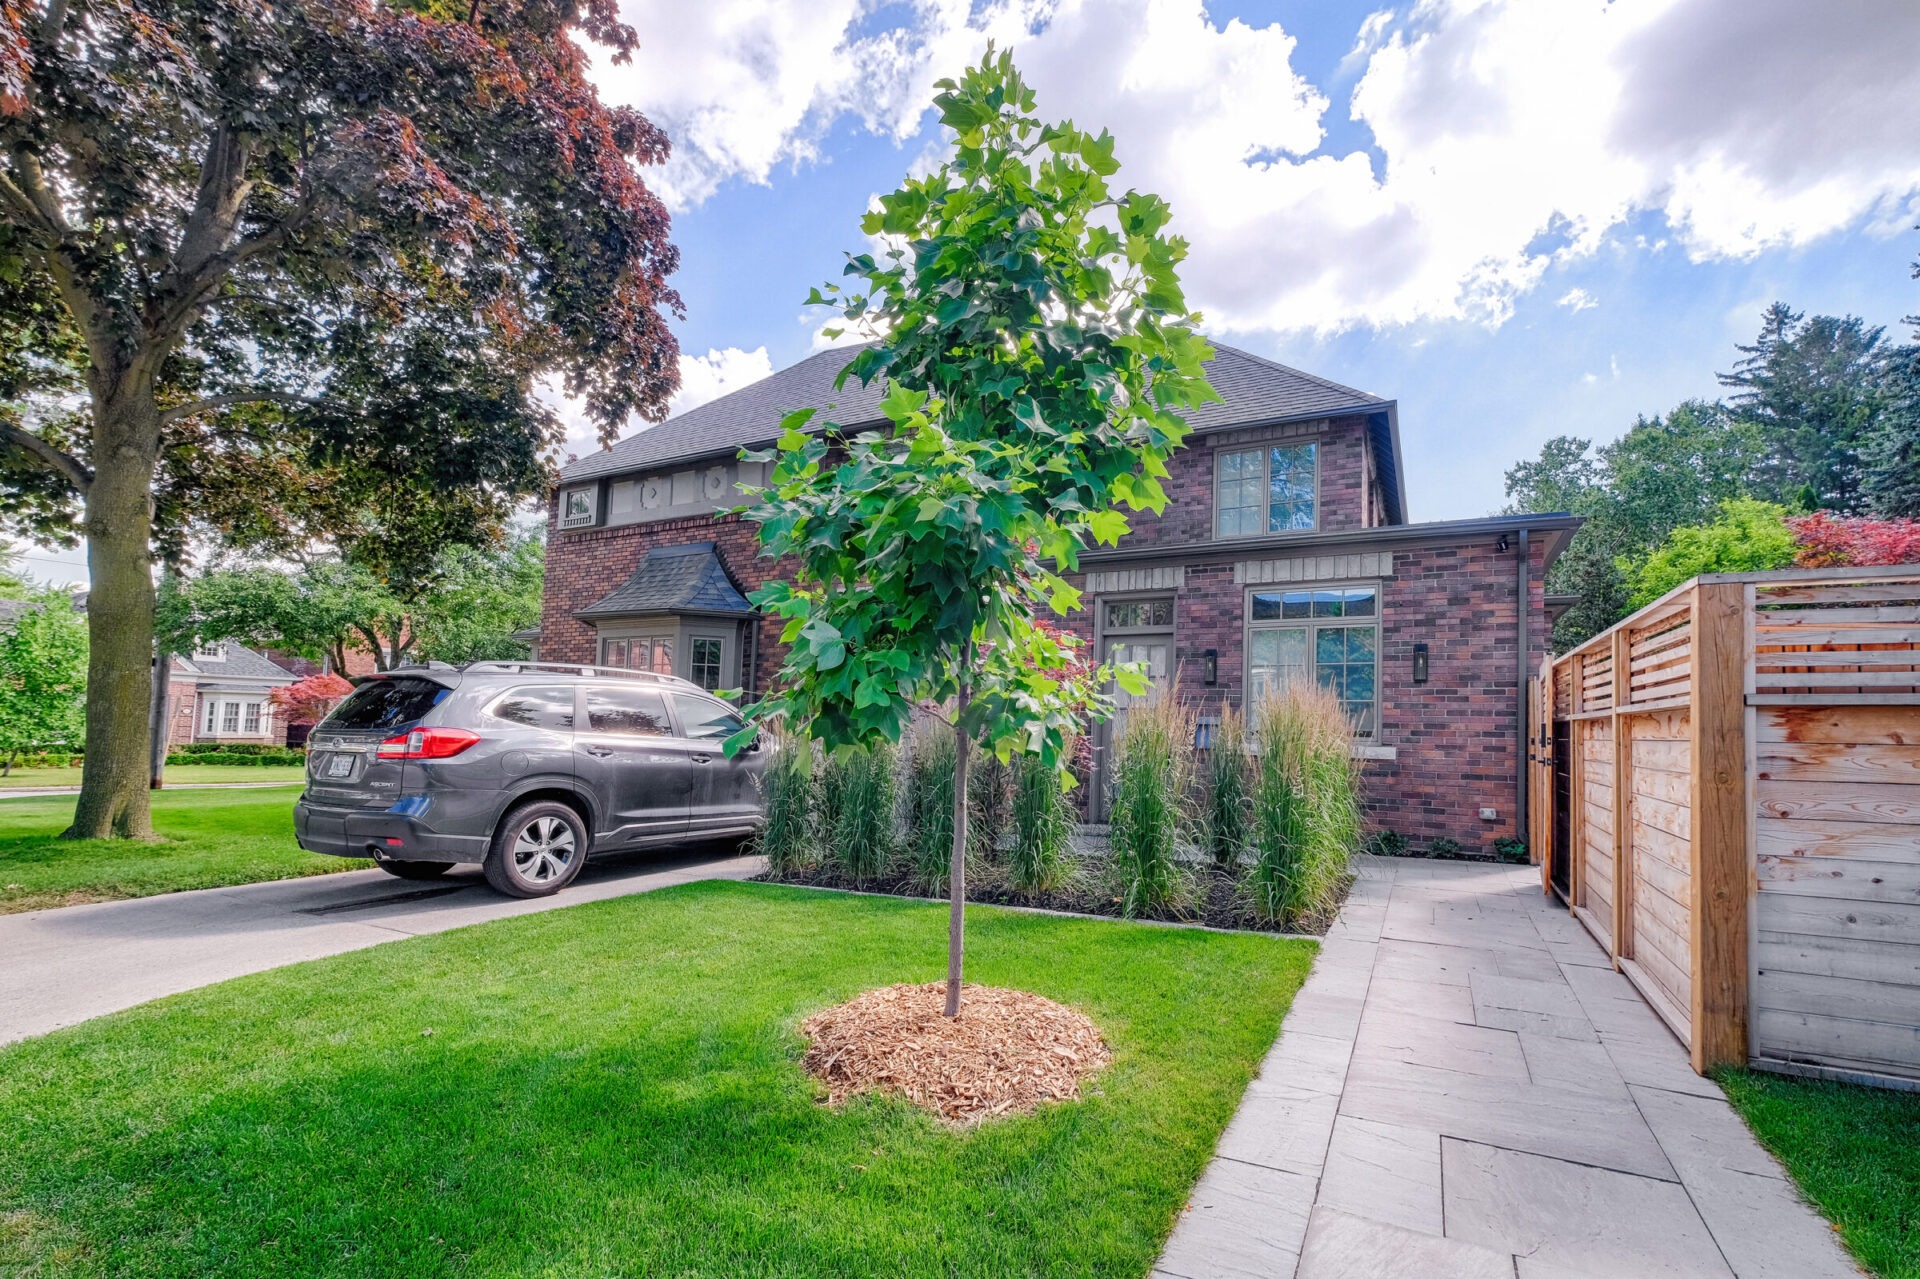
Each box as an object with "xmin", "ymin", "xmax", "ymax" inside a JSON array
[{"xmin": 731, "ymin": 50, "xmax": 1216, "ymax": 1017}]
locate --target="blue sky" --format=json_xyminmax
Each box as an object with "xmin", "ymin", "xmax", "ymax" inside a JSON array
[{"xmin": 15, "ymin": 0, "xmax": 1919, "ymax": 585}]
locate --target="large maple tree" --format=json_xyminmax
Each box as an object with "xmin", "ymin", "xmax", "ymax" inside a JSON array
[{"xmin": 0, "ymin": 0, "xmax": 681, "ymax": 836}]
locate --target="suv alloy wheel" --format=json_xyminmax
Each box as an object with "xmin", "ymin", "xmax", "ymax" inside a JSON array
[{"xmin": 484, "ymin": 800, "xmax": 589, "ymax": 898}]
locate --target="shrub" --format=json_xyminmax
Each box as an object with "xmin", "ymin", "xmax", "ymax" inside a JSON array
[
  {"xmin": 1010, "ymin": 746, "xmax": 1075, "ymax": 897},
  {"xmin": 1623, "ymin": 498, "xmax": 1797, "ymax": 608},
  {"xmin": 753, "ymin": 728, "xmax": 817, "ymax": 876},
  {"xmin": 824, "ymin": 741, "xmax": 897, "ymax": 882},
  {"xmin": 42, "ymin": 751, "xmax": 69, "ymax": 769},
  {"xmin": 907, "ymin": 723, "xmax": 959, "ymax": 893},
  {"xmin": 1429, "ymin": 836, "xmax": 1463, "ymax": 858},
  {"xmin": 1788, "ymin": 511, "xmax": 1920, "ymax": 567},
  {"xmin": 1248, "ymin": 685, "xmax": 1361, "ymax": 927},
  {"xmin": 1204, "ymin": 706, "xmax": 1252, "ymax": 868},
  {"xmin": 1108, "ymin": 693, "xmax": 1193, "ymax": 918},
  {"xmin": 1492, "ymin": 836, "xmax": 1529, "ymax": 864},
  {"xmin": 1367, "ymin": 828, "xmax": 1407, "ymax": 858}
]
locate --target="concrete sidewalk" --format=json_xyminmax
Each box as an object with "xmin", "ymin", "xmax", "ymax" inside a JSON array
[
  {"xmin": 1156, "ymin": 858, "xmax": 1861, "ymax": 1279},
  {"xmin": 0, "ymin": 847, "xmax": 763, "ymax": 1045}
]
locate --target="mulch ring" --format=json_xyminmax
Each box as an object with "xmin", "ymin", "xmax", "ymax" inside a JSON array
[{"xmin": 800, "ymin": 982, "xmax": 1112, "ymax": 1127}]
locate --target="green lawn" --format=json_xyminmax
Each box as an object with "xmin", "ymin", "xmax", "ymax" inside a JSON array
[
  {"xmin": 0, "ymin": 785, "xmax": 362, "ymax": 913},
  {"xmin": 0, "ymin": 764, "xmax": 309, "ymax": 789},
  {"xmin": 0, "ymin": 880, "xmax": 1314, "ymax": 1278},
  {"xmin": 1718, "ymin": 1068, "xmax": 1920, "ymax": 1279}
]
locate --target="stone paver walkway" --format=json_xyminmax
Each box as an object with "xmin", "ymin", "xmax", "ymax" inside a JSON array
[{"xmin": 1157, "ymin": 857, "xmax": 1861, "ymax": 1279}]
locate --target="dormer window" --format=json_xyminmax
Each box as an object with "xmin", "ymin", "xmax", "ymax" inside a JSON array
[
  {"xmin": 193, "ymin": 642, "xmax": 226, "ymax": 662},
  {"xmin": 1216, "ymin": 442, "xmax": 1317, "ymax": 537}
]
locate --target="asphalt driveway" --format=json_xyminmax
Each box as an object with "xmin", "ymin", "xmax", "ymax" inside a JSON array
[{"xmin": 0, "ymin": 845, "xmax": 764, "ymax": 1045}]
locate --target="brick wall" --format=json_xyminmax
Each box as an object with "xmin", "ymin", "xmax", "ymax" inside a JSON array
[
  {"xmin": 1116, "ymin": 414, "xmax": 1376, "ymax": 547},
  {"xmin": 541, "ymin": 497, "xmax": 796, "ymax": 694}
]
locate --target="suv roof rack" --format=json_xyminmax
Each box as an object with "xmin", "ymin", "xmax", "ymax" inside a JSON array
[{"xmin": 459, "ymin": 660, "xmax": 704, "ymax": 691}]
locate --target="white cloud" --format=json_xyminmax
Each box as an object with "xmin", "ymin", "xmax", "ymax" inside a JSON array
[
  {"xmin": 598, "ymin": 0, "xmax": 1920, "ymax": 334},
  {"xmin": 550, "ymin": 346, "xmax": 775, "ymax": 461},
  {"xmin": 1558, "ymin": 288, "xmax": 1598, "ymax": 313}
]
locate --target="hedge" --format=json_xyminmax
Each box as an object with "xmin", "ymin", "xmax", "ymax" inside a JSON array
[{"xmin": 163, "ymin": 749, "xmax": 306, "ymax": 767}]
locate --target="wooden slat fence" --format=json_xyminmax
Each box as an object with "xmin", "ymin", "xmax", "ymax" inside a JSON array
[{"xmin": 1542, "ymin": 566, "xmax": 1920, "ymax": 1085}]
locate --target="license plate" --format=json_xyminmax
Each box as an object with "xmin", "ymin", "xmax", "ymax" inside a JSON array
[{"xmin": 326, "ymin": 754, "xmax": 355, "ymax": 778}]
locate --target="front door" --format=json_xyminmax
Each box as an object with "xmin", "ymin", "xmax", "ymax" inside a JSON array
[
  {"xmin": 573, "ymin": 684, "xmax": 695, "ymax": 845},
  {"xmin": 1094, "ymin": 634, "xmax": 1172, "ymax": 820}
]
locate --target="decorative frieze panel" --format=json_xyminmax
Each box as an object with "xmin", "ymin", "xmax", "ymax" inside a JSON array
[
  {"xmin": 1234, "ymin": 552, "xmax": 1393, "ymax": 585},
  {"xmin": 1086, "ymin": 566, "xmax": 1186, "ymax": 594}
]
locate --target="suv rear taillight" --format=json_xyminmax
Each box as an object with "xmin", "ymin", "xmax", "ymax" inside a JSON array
[{"xmin": 377, "ymin": 727, "xmax": 482, "ymax": 760}]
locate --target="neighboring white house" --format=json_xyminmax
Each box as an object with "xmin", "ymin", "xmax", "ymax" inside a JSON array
[{"xmin": 162, "ymin": 640, "xmax": 297, "ymax": 747}]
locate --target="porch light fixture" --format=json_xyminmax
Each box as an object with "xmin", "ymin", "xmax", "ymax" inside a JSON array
[
  {"xmin": 1497, "ymin": 534, "xmax": 1510, "ymax": 553},
  {"xmin": 1203, "ymin": 648, "xmax": 1218, "ymax": 685},
  {"xmin": 1413, "ymin": 643, "xmax": 1430, "ymax": 685}
]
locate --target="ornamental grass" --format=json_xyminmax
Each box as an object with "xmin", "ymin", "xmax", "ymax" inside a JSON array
[
  {"xmin": 1107, "ymin": 692, "xmax": 1195, "ymax": 918},
  {"xmin": 1248, "ymin": 684, "xmax": 1362, "ymax": 928}
]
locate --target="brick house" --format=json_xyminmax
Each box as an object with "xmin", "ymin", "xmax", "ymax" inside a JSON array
[
  {"xmin": 539, "ymin": 343, "xmax": 1579, "ymax": 849},
  {"xmin": 161, "ymin": 640, "xmax": 296, "ymax": 747}
]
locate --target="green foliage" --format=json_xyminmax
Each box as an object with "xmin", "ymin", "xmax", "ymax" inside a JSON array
[
  {"xmin": 1010, "ymin": 748, "xmax": 1075, "ymax": 897},
  {"xmin": 1367, "ymin": 828, "xmax": 1407, "ymax": 858},
  {"xmin": 1429, "ymin": 837, "xmax": 1464, "ymax": 858},
  {"xmin": 969, "ymin": 753, "xmax": 1011, "ymax": 862},
  {"xmin": 1108, "ymin": 695, "xmax": 1194, "ymax": 919},
  {"xmin": 1864, "ymin": 346, "xmax": 1920, "ymax": 518},
  {"xmin": 0, "ymin": 588, "xmax": 87, "ymax": 766},
  {"xmin": 752, "ymin": 731, "xmax": 817, "ymax": 877},
  {"xmin": 1720, "ymin": 304, "xmax": 1888, "ymax": 513},
  {"xmin": 1624, "ymin": 498, "xmax": 1799, "ymax": 608},
  {"xmin": 165, "ymin": 533, "xmax": 544, "ymax": 672},
  {"xmin": 823, "ymin": 743, "xmax": 898, "ymax": 882},
  {"xmin": 1506, "ymin": 402, "xmax": 1766, "ymax": 649},
  {"xmin": 163, "ymin": 750, "xmax": 305, "ymax": 767},
  {"xmin": 907, "ymin": 724, "xmax": 960, "ymax": 893},
  {"xmin": 737, "ymin": 48, "xmax": 1216, "ymax": 779},
  {"xmin": 1204, "ymin": 706, "xmax": 1252, "ymax": 868},
  {"xmin": 1248, "ymin": 686, "xmax": 1360, "ymax": 927},
  {"xmin": 1492, "ymin": 837, "xmax": 1529, "ymax": 864}
]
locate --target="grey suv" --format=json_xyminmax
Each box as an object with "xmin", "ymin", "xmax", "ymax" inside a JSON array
[{"xmin": 293, "ymin": 662, "xmax": 765, "ymax": 898}]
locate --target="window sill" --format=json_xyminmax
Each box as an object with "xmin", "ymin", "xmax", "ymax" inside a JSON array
[{"xmin": 1352, "ymin": 744, "xmax": 1397, "ymax": 761}]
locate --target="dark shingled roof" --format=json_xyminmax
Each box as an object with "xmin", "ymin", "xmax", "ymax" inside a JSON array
[
  {"xmin": 177, "ymin": 641, "xmax": 299, "ymax": 682},
  {"xmin": 575, "ymin": 542, "xmax": 753, "ymax": 620},
  {"xmin": 560, "ymin": 340, "xmax": 1394, "ymax": 496}
]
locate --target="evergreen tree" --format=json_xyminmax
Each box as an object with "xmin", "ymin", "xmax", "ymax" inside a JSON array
[
  {"xmin": 1863, "ymin": 345, "xmax": 1920, "ymax": 517},
  {"xmin": 1719, "ymin": 304, "xmax": 1887, "ymax": 513}
]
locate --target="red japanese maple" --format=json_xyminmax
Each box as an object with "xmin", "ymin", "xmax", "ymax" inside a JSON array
[
  {"xmin": 270, "ymin": 673, "xmax": 357, "ymax": 727},
  {"xmin": 1788, "ymin": 513, "xmax": 1920, "ymax": 568}
]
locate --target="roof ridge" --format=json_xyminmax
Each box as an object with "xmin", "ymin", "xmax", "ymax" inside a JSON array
[{"xmin": 1208, "ymin": 340, "xmax": 1385, "ymax": 406}]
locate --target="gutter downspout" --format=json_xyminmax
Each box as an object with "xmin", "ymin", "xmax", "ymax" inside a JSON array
[
  {"xmin": 1516, "ymin": 528, "xmax": 1531, "ymax": 849},
  {"xmin": 745, "ymin": 612, "xmax": 761, "ymax": 706}
]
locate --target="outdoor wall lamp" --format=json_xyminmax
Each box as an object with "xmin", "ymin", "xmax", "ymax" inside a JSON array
[
  {"xmin": 1203, "ymin": 648, "xmax": 1218, "ymax": 685},
  {"xmin": 1497, "ymin": 534, "xmax": 1511, "ymax": 553},
  {"xmin": 1413, "ymin": 643, "xmax": 1430, "ymax": 685}
]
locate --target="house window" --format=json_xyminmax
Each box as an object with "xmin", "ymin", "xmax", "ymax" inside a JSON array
[
  {"xmin": 559, "ymin": 485, "xmax": 599, "ymax": 529},
  {"xmin": 1246, "ymin": 586, "xmax": 1378, "ymax": 737},
  {"xmin": 690, "ymin": 637, "xmax": 725, "ymax": 691},
  {"xmin": 1217, "ymin": 443, "xmax": 1317, "ymax": 537},
  {"xmin": 243, "ymin": 702, "xmax": 262, "ymax": 734},
  {"xmin": 204, "ymin": 700, "xmax": 218, "ymax": 735},
  {"xmin": 1104, "ymin": 599, "xmax": 1174, "ymax": 631},
  {"xmin": 193, "ymin": 642, "xmax": 226, "ymax": 661},
  {"xmin": 602, "ymin": 635, "xmax": 673, "ymax": 675},
  {"xmin": 221, "ymin": 701, "xmax": 241, "ymax": 733}
]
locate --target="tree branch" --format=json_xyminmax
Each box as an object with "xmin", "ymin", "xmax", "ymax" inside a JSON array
[
  {"xmin": 157, "ymin": 391, "xmax": 330, "ymax": 425},
  {"xmin": 0, "ymin": 421, "xmax": 91, "ymax": 491}
]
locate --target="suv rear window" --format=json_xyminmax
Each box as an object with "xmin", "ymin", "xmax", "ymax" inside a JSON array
[
  {"xmin": 325, "ymin": 678, "xmax": 447, "ymax": 731},
  {"xmin": 586, "ymin": 687, "xmax": 672, "ymax": 736}
]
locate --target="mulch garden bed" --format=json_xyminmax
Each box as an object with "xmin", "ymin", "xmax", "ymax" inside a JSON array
[{"xmin": 801, "ymin": 982, "xmax": 1112, "ymax": 1127}]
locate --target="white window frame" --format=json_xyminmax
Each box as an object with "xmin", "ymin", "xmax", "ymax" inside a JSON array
[
  {"xmin": 193, "ymin": 642, "xmax": 226, "ymax": 662},
  {"xmin": 1244, "ymin": 583, "xmax": 1381, "ymax": 739},
  {"xmin": 204, "ymin": 699, "xmax": 218, "ymax": 735},
  {"xmin": 221, "ymin": 700, "xmax": 241, "ymax": 734},
  {"xmin": 559, "ymin": 484, "xmax": 600, "ymax": 530},
  {"xmin": 1215, "ymin": 441, "xmax": 1320, "ymax": 539},
  {"xmin": 243, "ymin": 702, "xmax": 263, "ymax": 734}
]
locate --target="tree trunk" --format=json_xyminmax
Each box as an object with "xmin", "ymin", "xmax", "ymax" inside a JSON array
[
  {"xmin": 66, "ymin": 390, "xmax": 161, "ymax": 840},
  {"xmin": 944, "ymin": 683, "xmax": 973, "ymax": 1019}
]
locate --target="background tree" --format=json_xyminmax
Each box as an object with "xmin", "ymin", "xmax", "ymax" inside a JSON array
[
  {"xmin": 739, "ymin": 50, "xmax": 1216, "ymax": 1018},
  {"xmin": 0, "ymin": 0, "xmax": 682, "ymax": 838},
  {"xmin": 1863, "ymin": 346, "xmax": 1920, "ymax": 517},
  {"xmin": 163, "ymin": 533, "xmax": 543, "ymax": 672},
  {"xmin": 269, "ymin": 672, "xmax": 356, "ymax": 729},
  {"xmin": 1719, "ymin": 304, "xmax": 1886, "ymax": 513},
  {"xmin": 0, "ymin": 586, "xmax": 87, "ymax": 773}
]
